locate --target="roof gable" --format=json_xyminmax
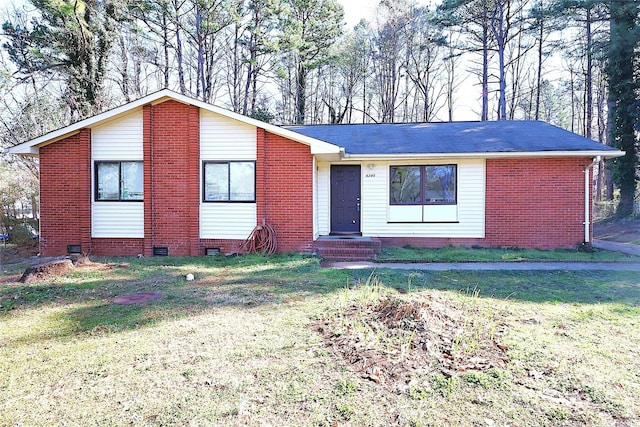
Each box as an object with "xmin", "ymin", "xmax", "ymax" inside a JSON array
[{"xmin": 9, "ymin": 89, "xmax": 341, "ymax": 156}]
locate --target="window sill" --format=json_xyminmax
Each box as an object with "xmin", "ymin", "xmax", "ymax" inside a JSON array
[
  {"xmin": 387, "ymin": 221, "xmax": 460, "ymax": 224},
  {"xmin": 202, "ymin": 200, "xmax": 256, "ymax": 203},
  {"xmin": 95, "ymin": 199, "xmax": 144, "ymax": 202}
]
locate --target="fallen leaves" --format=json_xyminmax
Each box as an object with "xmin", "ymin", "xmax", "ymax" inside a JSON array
[{"xmin": 314, "ymin": 291, "xmax": 509, "ymax": 391}]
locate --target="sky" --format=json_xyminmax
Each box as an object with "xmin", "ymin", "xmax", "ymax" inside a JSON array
[{"xmin": 340, "ymin": 0, "xmax": 379, "ymax": 27}]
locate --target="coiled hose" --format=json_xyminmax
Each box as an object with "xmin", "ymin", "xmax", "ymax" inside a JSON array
[{"xmin": 239, "ymin": 223, "xmax": 277, "ymax": 255}]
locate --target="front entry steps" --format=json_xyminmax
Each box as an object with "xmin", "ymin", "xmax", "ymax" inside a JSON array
[{"xmin": 313, "ymin": 236, "xmax": 382, "ymax": 261}]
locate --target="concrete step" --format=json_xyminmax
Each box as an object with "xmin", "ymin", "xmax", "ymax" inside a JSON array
[{"xmin": 313, "ymin": 237, "xmax": 382, "ymax": 261}]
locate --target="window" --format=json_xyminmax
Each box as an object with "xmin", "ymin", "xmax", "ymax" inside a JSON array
[
  {"xmin": 95, "ymin": 161, "xmax": 143, "ymax": 201},
  {"xmin": 390, "ymin": 165, "xmax": 456, "ymax": 205},
  {"xmin": 203, "ymin": 161, "xmax": 255, "ymax": 202}
]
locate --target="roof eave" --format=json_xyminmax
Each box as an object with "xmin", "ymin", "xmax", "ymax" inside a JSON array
[
  {"xmin": 343, "ymin": 150, "xmax": 625, "ymax": 160},
  {"xmin": 9, "ymin": 89, "xmax": 342, "ymax": 156}
]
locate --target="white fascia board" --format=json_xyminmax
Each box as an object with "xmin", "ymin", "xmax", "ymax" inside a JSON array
[
  {"xmin": 10, "ymin": 130, "xmax": 82, "ymax": 155},
  {"xmin": 8, "ymin": 91, "xmax": 166, "ymax": 155},
  {"xmin": 8, "ymin": 144, "xmax": 41, "ymax": 156},
  {"xmin": 343, "ymin": 150, "xmax": 625, "ymax": 161},
  {"xmin": 10, "ymin": 89, "xmax": 342, "ymax": 157}
]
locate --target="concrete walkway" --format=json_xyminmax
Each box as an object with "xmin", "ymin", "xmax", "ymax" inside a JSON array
[
  {"xmin": 325, "ymin": 260, "xmax": 640, "ymax": 271},
  {"xmin": 592, "ymin": 239, "xmax": 640, "ymax": 257}
]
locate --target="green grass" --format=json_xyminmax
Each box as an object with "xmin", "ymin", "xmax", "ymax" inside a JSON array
[
  {"xmin": 1, "ymin": 254, "xmax": 639, "ymax": 426},
  {"xmin": 377, "ymin": 245, "xmax": 639, "ymax": 262}
]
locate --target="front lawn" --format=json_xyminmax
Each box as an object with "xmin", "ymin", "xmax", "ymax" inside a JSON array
[{"xmin": 1, "ymin": 254, "xmax": 639, "ymax": 426}]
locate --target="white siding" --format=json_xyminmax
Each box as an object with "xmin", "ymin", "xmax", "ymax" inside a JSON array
[
  {"xmin": 200, "ymin": 109, "xmax": 257, "ymax": 159},
  {"xmin": 313, "ymin": 157, "xmax": 319, "ymax": 239},
  {"xmin": 362, "ymin": 159, "xmax": 485, "ymax": 237},
  {"xmin": 317, "ymin": 159, "xmax": 485, "ymax": 238},
  {"xmin": 91, "ymin": 110, "xmax": 143, "ymax": 160},
  {"xmin": 200, "ymin": 204, "xmax": 256, "ymax": 239},
  {"xmin": 317, "ymin": 162, "xmax": 331, "ymax": 235},
  {"xmin": 92, "ymin": 203, "xmax": 144, "ymax": 238},
  {"xmin": 91, "ymin": 110, "xmax": 144, "ymax": 238},
  {"xmin": 200, "ymin": 110, "xmax": 257, "ymax": 238}
]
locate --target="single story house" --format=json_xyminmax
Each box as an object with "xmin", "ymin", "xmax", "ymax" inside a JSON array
[{"xmin": 9, "ymin": 89, "xmax": 623, "ymax": 258}]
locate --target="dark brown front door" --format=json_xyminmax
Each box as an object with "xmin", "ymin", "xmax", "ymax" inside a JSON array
[{"xmin": 330, "ymin": 165, "xmax": 361, "ymax": 234}]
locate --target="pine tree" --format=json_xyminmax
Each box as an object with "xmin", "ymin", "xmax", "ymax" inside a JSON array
[
  {"xmin": 607, "ymin": 0, "xmax": 639, "ymax": 217},
  {"xmin": 2, "ymin": 0, "xmax": 125, "ymax": 119}
]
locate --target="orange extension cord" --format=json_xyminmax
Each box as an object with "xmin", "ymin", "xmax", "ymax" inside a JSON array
[{"xmin": 239, "ymin": 223, "xmax": 277, "ymax": 255}]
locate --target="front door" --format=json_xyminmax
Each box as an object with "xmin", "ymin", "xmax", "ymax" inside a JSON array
[{"xmin": 330, "ymin": 165, "xmax": 361, "ymax": 234}]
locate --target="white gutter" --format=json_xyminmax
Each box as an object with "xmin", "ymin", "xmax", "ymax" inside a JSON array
[
  {"xmin": 584, "ymin": 156, "xmax": 601, "ymax": 244},
  {"xmin": 343, "ymin": 150, "xmax": 624, "ymax": 160}
]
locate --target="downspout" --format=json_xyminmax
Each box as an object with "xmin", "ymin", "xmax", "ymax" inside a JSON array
[{"xmin": 584, "ymin": 156, "xmax": 601, "ymax": 244}]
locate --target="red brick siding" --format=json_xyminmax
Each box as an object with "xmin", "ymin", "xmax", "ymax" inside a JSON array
[
  {"xmin": 144, "ymin": 101, "xmax": 200, "ymax": 256},
  {"xmin": 91, "ymin": 239, "xmax": 144, "ymax": 256},
  {"xmin": 484, "ymin": 157, "xmax": 590, "ymax": 249},
  {"xmin": 39, "ymin": 129, "xmax": 92, "ymax": 256},
  {"xmin": 379, "ymin": 237, "xmax": 484, "ymax": 248},
  {"xmin": 256, "ymin": 130, "xmax": 314, "ymax": 253},
  {"xmin": 377, "ymin": 158, "xmax": 591, "ymax": 250},
  {"xmin": 199, "ymin": 239, "xmax": 246, "ymax": 255},
  {"xmin": 143, "ymin": 105, "xmax": 153, "ymax": 256}
]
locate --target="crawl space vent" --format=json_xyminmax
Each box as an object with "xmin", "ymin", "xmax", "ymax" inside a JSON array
[
  {"xmin": 153, "ymin": 246, "xmax": 169, "ymax": 256},
  {"xmin": 67, "ymin": 244, "xmax": 82, "ymax": 254}
]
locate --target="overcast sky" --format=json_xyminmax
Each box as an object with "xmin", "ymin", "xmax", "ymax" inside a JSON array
[{"xmin": 340, "ymin": 0, "xmax": 378, "ymax": 26}]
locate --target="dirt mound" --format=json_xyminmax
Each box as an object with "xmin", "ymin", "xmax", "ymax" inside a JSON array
[
  {"xmin": 19, "ymin": 258, "xmax": 74, "ymax": 283},
  {"xmin": 314, "ymin": 292, "xmax": 509, "ymax": 389}
]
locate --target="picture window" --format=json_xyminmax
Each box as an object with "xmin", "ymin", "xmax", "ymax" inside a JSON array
[
  {"xmin": 203, "ymin": 161, "xmax": 255, "ymax": 202},
  {"xmin": 95, "ymin": 161, "xmax": 143, "ymax": 201}
]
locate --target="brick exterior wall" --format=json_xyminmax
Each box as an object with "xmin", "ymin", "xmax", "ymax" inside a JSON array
[
  {"xmin": 484, "ymin": 157, "xmax": 590, "ymax": 249},
  {"xmin": 36, "ymin": 100, "xmax": 591, "ymax": 256},
  {"xmin": 91, "ymin": 239, "xmax": 144, "ymax": 256},
  {"xmin": 39, "ymin": 129, "xmax": 92, "ymax": 256},
  {"xmin": 256, "ymin": 129, "xmax": 315, "ymax": 253},
  {"xmin": 143, "ymin": 101, "xmax": 200, "ymax": 256},
  {"xmin": 199, "ymin": 238, "xmax": 246, "ymax": 255},
  {"xmin": 380, "ymin": 158, "xmax": 591, "ymax": 250},
  {"xmin": 378, "ymin": 237, "xmax": 484, "ymax": 249}
]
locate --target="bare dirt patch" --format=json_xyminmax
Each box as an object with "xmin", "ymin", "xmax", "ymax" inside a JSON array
[
  {"xmin": 0, "ymin": 242, "xmax": 39, "ymax": 267},
  {"xmin": 594, "ymin": 217, "xmax": 640, "ymax": 244},
  {"xmin": 314, "ymin": 291, "xmax": 509, "ymax": 391},
  {"xmin": 113, "ymin": 292, "xmax": 162, "ymax": 305}
]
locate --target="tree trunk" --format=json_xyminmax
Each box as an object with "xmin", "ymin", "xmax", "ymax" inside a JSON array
[
  {"xmin": 174, "ymin": 1, "xmax": 186, "ymax": 95},
  {"xmin": 491, "ymin": 1, "xmax": 507, "ymax": 121},
  {"xmin": 534, "ymin": 14, "xmax": 543, "ymax": 120},
  {"xmin": 296, "ymin": 64, "xmax": 307, "ymax": 124},
  {"xmin": 608, "ymin": 0, "xmax": 638, "ymax": 217},
  {"xmin": 481, "ymin": 16, "xmax": 489, "ymax": 121},
  {"xmin": 119, "ymin": 34, "xmax": 130, "ymax": 102},
  {"xmin": 162, "ymin": 10, "xmax": 170, "ymax": 88},
  {"xmin": 585, "ymin": 7, "xmax": 593, "ymax": 139}
]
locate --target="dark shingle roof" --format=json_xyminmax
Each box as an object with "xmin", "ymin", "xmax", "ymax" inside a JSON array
[{"xmin": 284, "ymin": 120, "xmax": 616, "ymax": 155}]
